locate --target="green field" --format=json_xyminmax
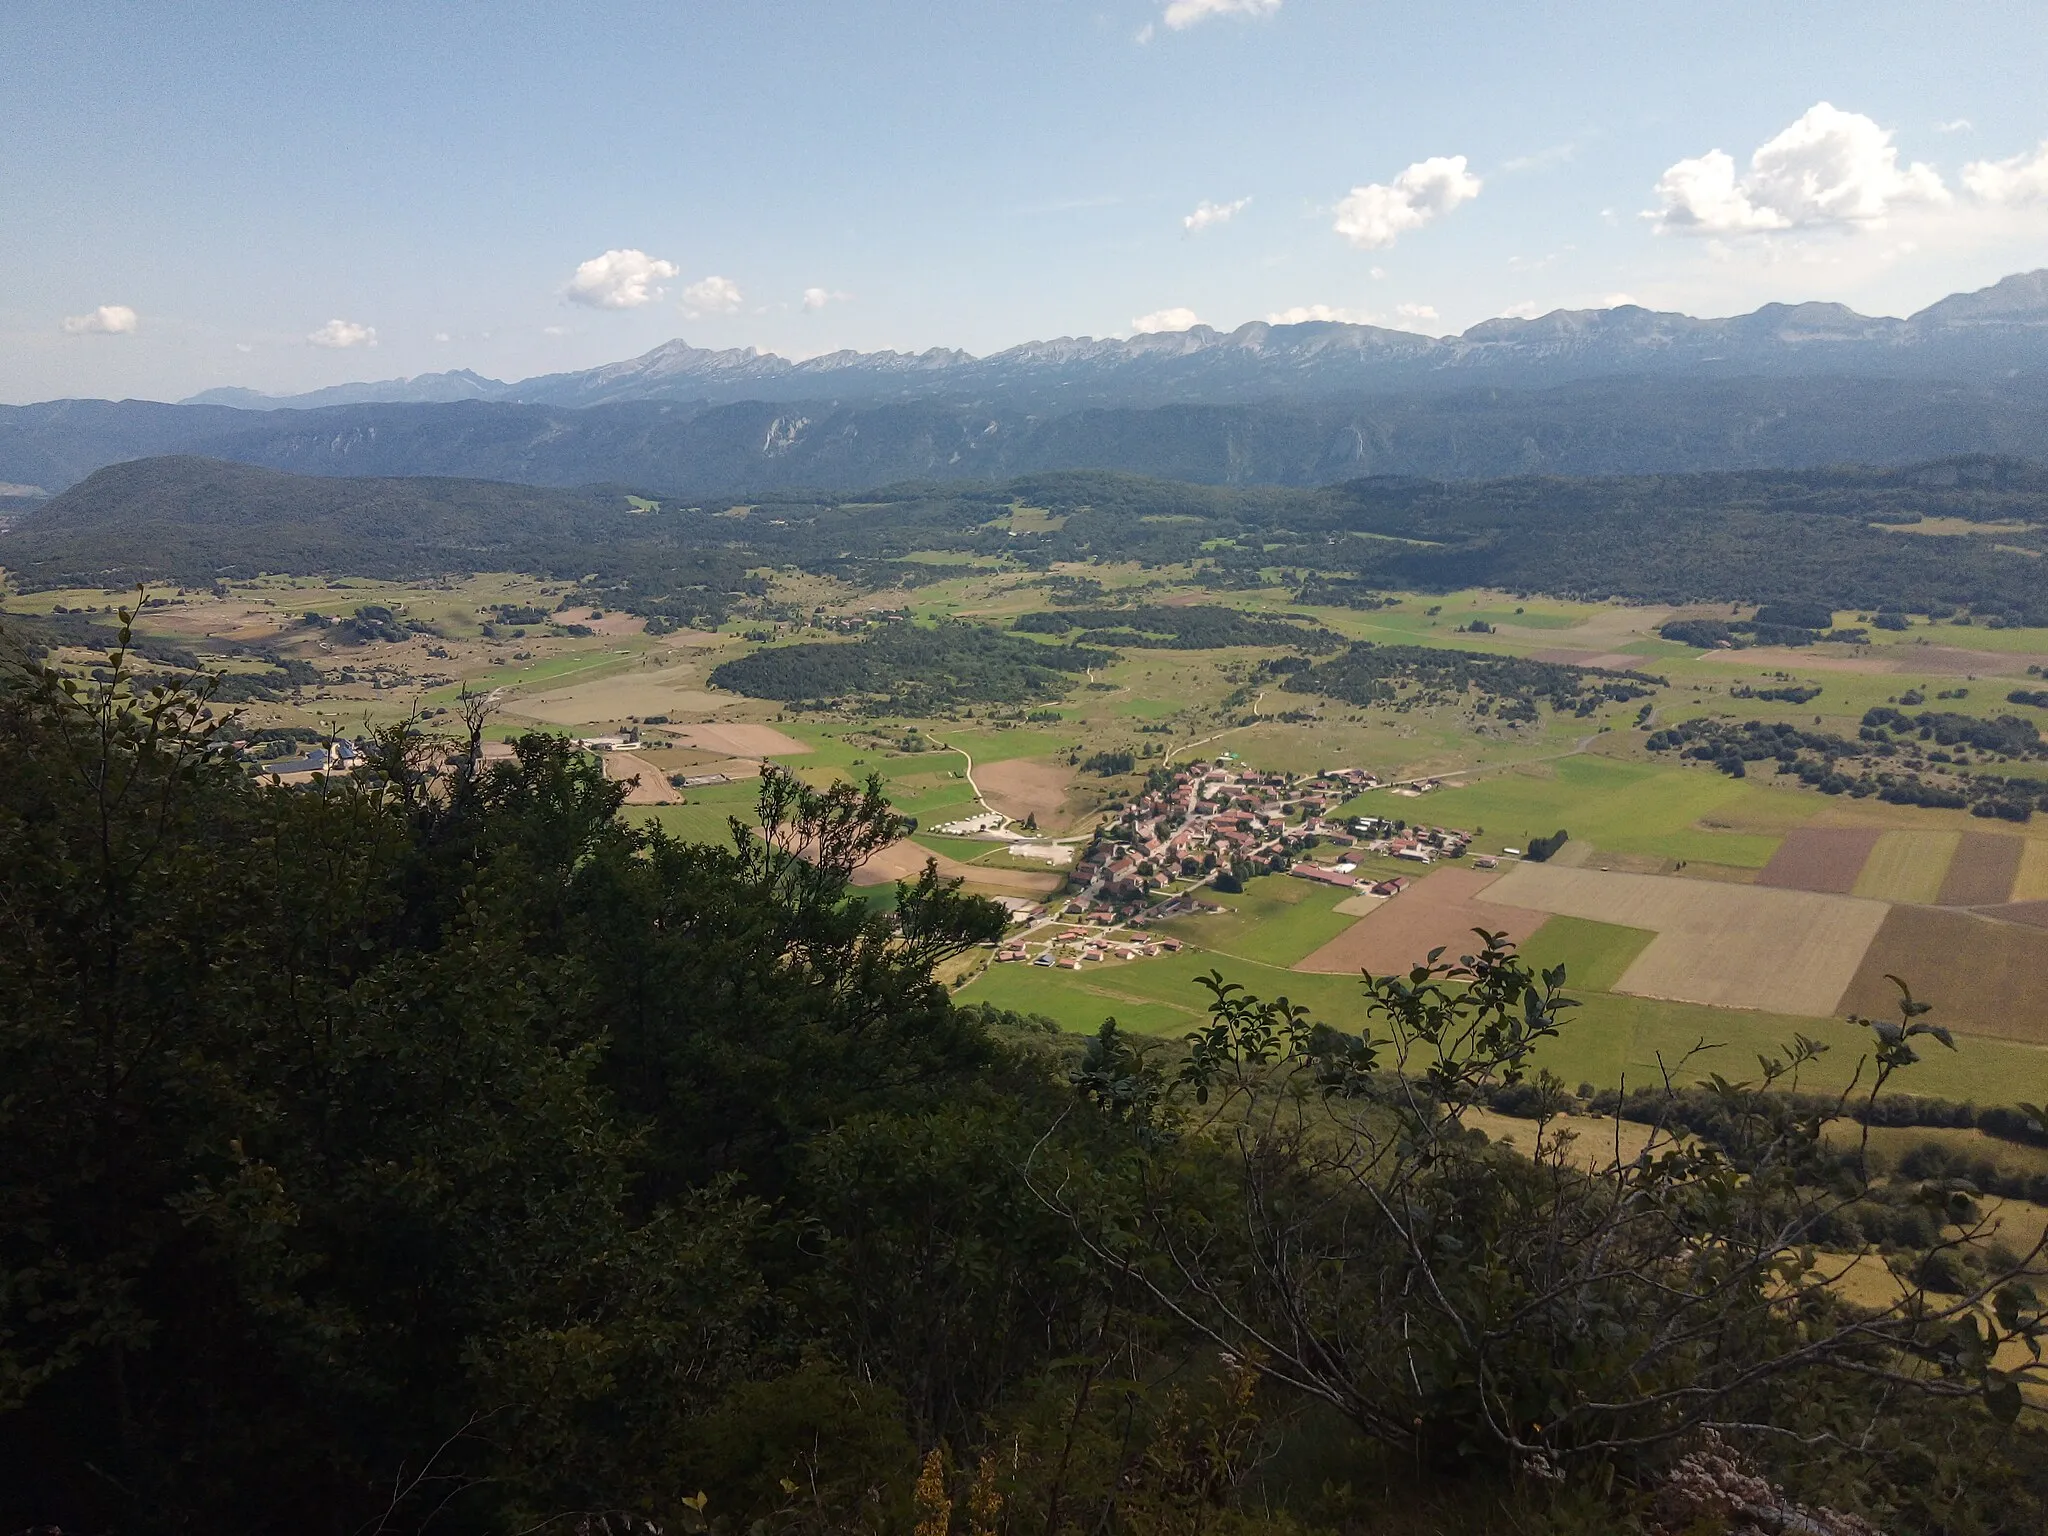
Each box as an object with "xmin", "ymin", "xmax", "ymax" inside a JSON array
[
  {"xmin": 1519, "ymin": 916, "xmax": 1656, "ymax": 991},
  {"xmin": 960, "ymin": 938, "xmax": 2047, "ymax": 1106},
  {"xmin": 1154, "ymin": 875, "xmax": 1358, "ymax": 967},
  {"xmin": 1342, "ymin": 753, "xmax": 1797, "ymax": 867}
]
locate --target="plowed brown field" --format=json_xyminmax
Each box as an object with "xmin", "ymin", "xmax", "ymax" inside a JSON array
[
  {"xmin": 850, "ymin": 838, "xmax": 1065, "ymax": 897},
  {"xmin": 977, "ymin": 756, "xmax": 1077, "ymax": 830},
  {"xmin": 1839, "ymin": 906, "xmax": 2048, "ymax": 1044},
  {"xmin": 1294, "ymin": 868, "xmax": 1547, "ymax": 975},
  {"xmin": 669, "ymin": 723, "xmax": 810, "ymax": 757},
  {"xmin": 1756, "ymin": 827, "xmax": 1883, "ymax": 893},
  {"xmin": 1938, "ymin": 832, "xmax": 2026, "ymax": 907}
]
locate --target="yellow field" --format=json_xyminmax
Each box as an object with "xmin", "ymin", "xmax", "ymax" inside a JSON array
[
  {"xmin": 1485, "ymin": 864, "xmax": 1889, "ymax": 1016},
  {"xmin": 2017, "ymin": 839, "xmax": 2048, "ymax": 902},
  {"xmin": 1851, "ymin": 830, "xmax": 1959, "ymax": 904},
  {"xmin": 505, "ymin": 663, "xmax": 735, "ymax": 725}
]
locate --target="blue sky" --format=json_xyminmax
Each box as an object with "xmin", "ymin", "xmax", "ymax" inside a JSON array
[{"xmin": 5, "ymin": 0, "xmax": 2047, "ymax": 403}]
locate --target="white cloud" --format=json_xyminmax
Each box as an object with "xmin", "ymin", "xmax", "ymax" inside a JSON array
[
  {"xmin": 679, "ymin": 274, "xmax": 743, "ymax": 316},
  {"xmin": 61, "ymin": 303, "xmax": 138, "ymax": 335},
  {"xmin": 1499, "ymin": 301, "xmax": 1544, "ymax": 320},
  {"xmin": 1935, "ymin": 118, "xmax": 1974, "ymax": 134},
  {"xmin": 1266, "ymin": 304, "xmax": 1375, "ymax": 325},
  {"xmin": 542, "ymin": 325, "xmax": 571, "ymax": 337},
  {"xmin": 1503, "ymin": 142, "xmax": 1576, "ymax": 174},
  {"xmin": 1964, "ymin": 141, "xmax": 2048, "ymax": 205},
  {"xmin": 565, "ymin": 248, "xmax": 680, "ymax": 308},
  {"xmin": 1184, "ymin": 196, "xmax": 1250, "ymax": 233},
  {"xmin": 802, "ymin": 286, "xmax": 851, "ymax": 311},
  {"xmin": 1333, "ymin": 155, "xmax": 1482, "ymax": 249},
  {"xmin": 1394, "ymin": 303, "xmax": 1439, "ymax": 327},
  {"xmin": 433, "ymin": 331, "xmax": 452, "ymax": 342},
  {"xmin": 1130, "ymin": 307, "xmax": 1203, "ymax": 332},
  {"xmin": 1649, "ymin": 103, "xmax": 1948, "ymax": 235},
  {"xmin": 1162, "ymin": 0, "xmax": 1280, "ymax": 29},
  {"xmin": 234, "ymin": 342, "xmax": 254, "ymax": 353},
  {"xmin": 307, "ymin": 318, "xmax": 376, "ymax": 349}
]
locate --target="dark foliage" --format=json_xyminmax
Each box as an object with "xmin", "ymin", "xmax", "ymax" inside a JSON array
[
  {"xmin": 5, "ymin": 623, "xmax": 2048, "ymax": 1536},
  {"xmin": 1647, "ymin": 712, "xmax": 2048, "ymax": 819},
  {"xmin": 707, "ymin": 620, "xmax": 1112, "ymax": 713},
  {"xmin": 1286, "ymin": 641, "xmax": 1659, "ymax": 718},
  {"xmin": 12, "ymin": 456, "xmax": 2048, "ymax": 636},
  {"xmin": 1012, "ymin": 604, "xmax": 1341, "ymax": 650}
]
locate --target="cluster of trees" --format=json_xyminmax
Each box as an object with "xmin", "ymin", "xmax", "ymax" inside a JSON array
[
  {"xmin": 1862, "ymin": 705, "xmax": 2046, "ymax": 760},
  {"xmin": 1523, "ymin": 828, "xmax": 1571, "ymax": 862},
  {"xmin": 1732, "ymin": 682, "xmax": 1824, "ymax": 704},
  {"xmin": 1659, "ymin": 616, "xmax": 1871, "ymax": 649},
  {"xmin": 1285, "ymin": 642, "xmax": 1660, "ymax": 718},
  {"xmin": 3, "ymin": 602, "xmax": 324, "ymax": 702},
  {"xmin": 1647, "ymin": 712, "xmax": 2048, "ymax": 819},
  {"xmin": 1013, "ymin": 604, "xmax": 1341, "ymax": 651},
  {"xmin": 707, "ymin": 620, "xmax": 1113, "ymax": 713},
  {"xmin": 1078, "ymin": 748, "xmax": 1136, "ymax": 775},
  {"xmin": 6, "ymin": 624, "xmax": 2048, "ymax": 1534}
]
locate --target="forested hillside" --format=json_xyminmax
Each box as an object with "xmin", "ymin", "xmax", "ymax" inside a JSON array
[
  {"xmin": 11, "ymin": 373, "xmax": 2048, "ymax": 495},
  {"xmin": 4, "ymin": 633, "xmax": 2047, "ymax": 1536},
  {"xmin": 10, "ymin": 453, "xmax": 2043, "ymax": 627}
]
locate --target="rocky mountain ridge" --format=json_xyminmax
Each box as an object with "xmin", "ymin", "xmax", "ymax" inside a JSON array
[{"xmin": 184, "ymin": 270, "xmax": 2048, "ymax": 413}]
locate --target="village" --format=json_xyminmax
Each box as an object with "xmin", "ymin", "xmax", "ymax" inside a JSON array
[{"xmin": 990, "ymin": 758, "xmax": 1479, "ymax": 970}]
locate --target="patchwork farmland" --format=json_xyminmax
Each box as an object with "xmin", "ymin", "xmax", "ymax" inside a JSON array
[{"xmin": 1481, "ymin": 863, "xmax": 1892, "ymax": 1017}]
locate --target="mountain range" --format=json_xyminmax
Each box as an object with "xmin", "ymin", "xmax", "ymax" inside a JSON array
[
  {"xmin": 184, "ymin": 270, "xmax": 2048, "ymax": 413},
  {"xmin": 1, "ymin": 271, "xmax": 2044, "ymax": 501}
]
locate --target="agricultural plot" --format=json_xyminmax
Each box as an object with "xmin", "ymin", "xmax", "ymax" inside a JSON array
[
  {"xmin": 1517, "ymin": 916, "xmax": 1657, "ymax": 993},
  {"xmin": 1758, "ymin": 827, "xmax": 1885, "ymax": 894},
  {"xmin": 1936, "ymin": 831, "xmax": 2026, "ymax": 906},
  {"xmin": 975, "ymin": 755, "xmax": 1077, "ymax": 830},
  {"xmin": 1343, "ymin": 754, "xmax": 1795, "ymax": 871},
  {"xmin": 1485, "ymin": 863, "xmax": 1889, "ymax": 1017},
  {"xmin": 1838, "ymin": 907, "xmax": 2048, "ymax": 1046},
  {"xmin": 1293, "ymin": 867, "xmax": 1547, "ymax": 976},
  {"xmin": 1163, "ymin": 876, "xmax": 1364, "ymax": 970},
  {"xmin": 1850, "ymin": 831, "xmax": 1959, "ymax": 904},
  {"xmin": 850, "ymin": 837, "xmax": 1065, "ymax": 898},
  {"xmin": 667, "ymin": 722, "xmax": 810, "ymax": 757},
  {"xmin": 598, "ymin": 750, "xmax": 679, "ymax": 805},
  {"xmin": 504, "ymin": 662, "xmax": 735, "ymax": 725},
  {"xmin": 2018, "ymin": 841, "xmax": 2048, "ymax": 902}
]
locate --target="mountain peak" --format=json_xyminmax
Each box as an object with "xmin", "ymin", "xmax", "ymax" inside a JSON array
[{"xmin": 1912, "ymin": 268, "xmax": 2048, "ymax": 325}]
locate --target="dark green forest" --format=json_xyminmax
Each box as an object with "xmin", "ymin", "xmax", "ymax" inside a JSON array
[
  {"xmin": 8, "ymin": 454, "xmax": 2048, "ymax": 626},
  {"xmin": 1011, "ymin": 605, "xmax": 1342, "ymax": 650},
  {"xmin": 1284, "ymin": 642, "xmax": 1661, "ymax": 719},
  {"xmin": 706, "ymin": 622, "xmax": 1113, "ymax": 712},
  {"xmin": 7, "ymin": 617, "xmax": 2048, "ymax": 1536}
]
